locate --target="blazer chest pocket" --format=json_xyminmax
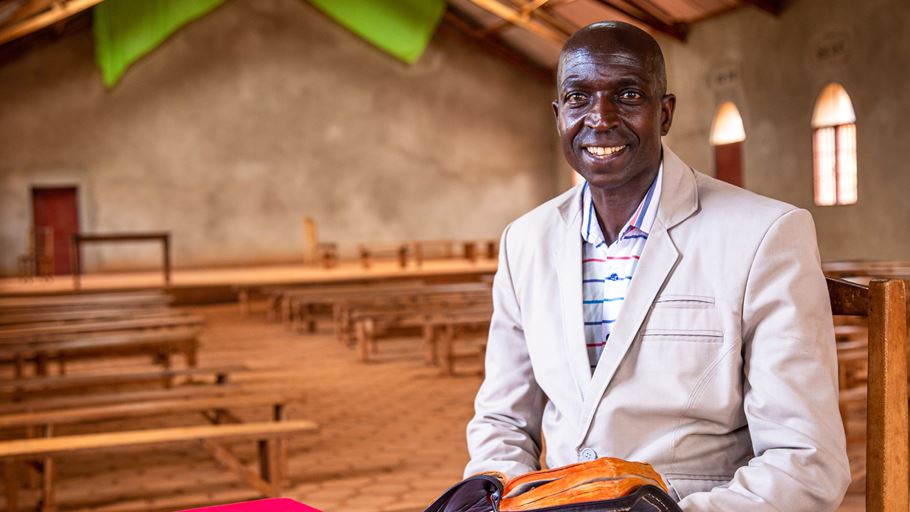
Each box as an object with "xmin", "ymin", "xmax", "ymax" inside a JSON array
[{"xmin": 642, "ymin": 295, "xmax": 723, "ymax": 343}]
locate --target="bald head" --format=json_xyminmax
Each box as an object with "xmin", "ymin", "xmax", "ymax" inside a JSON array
[{"xmin": 558, "ymin": 22, "xmax": 667, "ymax": 96}]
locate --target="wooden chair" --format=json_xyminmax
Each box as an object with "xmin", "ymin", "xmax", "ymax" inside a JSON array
[
  {"xmin": 827, "ymin": 277, "xmax": 908, "ymax": 511},
  {"xmin": 302, "ymin": 217, "xmax": 338, "ymax": 269},
  {"xmin": 16, "ymin": 227, "xmax": 54, "ymax": 281}
]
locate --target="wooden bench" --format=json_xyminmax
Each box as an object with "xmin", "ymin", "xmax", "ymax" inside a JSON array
[
  {"xmin": 465, "ymin": 239, "xmax": 499, "ymax": 262},
  {"xmin": 352, "ymin": 301, "xmax": 492, "ymax": 364},
  {"xmin": 0, "ymin": 328, "xmax": 202, "ymax": 378},
  {"xmin": 424, "ymin": 309, "xmax": 492, "ymax": 376},
  {"xmin": 827, "ymin": 277, "xmax": 908, "ymax": 511},
  {"xmin": 0, "ymin": 387, "xmax": 305, "ymax": 431},
  {"xmin": 0, "ymin": 306, "xmax": 180, "ymax": 327},
  {"xmin": 0, "ymin": 419, "xmax": 318, "ymax": 512},
  {"xmin": 0, "ymin": 381, "xmax": 243, "ymax": 415},
  {"xmin": 337, "ymin": 283, "xmax": 491, "ymax": 346},
  {"xmin": 412, "ymin": 240, "xmax": 456, "ymax": 268},
  {"xmin": 824, "ymin": 260, "xmax": 910, "ymax": 280},
  {"xmin": 0, "ymin": 291, "xmax": 171, "ymax": 314},
  {"xmin": 357, "ymin": 243, "xmax": 409, "ymax": 269},
  {"xmin": 0, "ymin": 364, "xmax": 246, "ymax": 401},
  {"xmin": 0, "ymin": 313, "xmax": 205, "ymax": 342},
  {"xmin": 275, "ymin": 280, "xmax": 425, "ymax": 328}
]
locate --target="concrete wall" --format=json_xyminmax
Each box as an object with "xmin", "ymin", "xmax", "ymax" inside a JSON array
[
  {"xmin": 0, "ymin": 0, "xmax": 558, "ymax": 274},
  {"xmin": 660, "ymin": 0, "xmax": 910, "ymax": 261}
]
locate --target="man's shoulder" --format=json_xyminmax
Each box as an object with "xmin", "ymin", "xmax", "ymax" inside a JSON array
[
  {"xmin": 692, "ymin": 170, "xmax": 801, "ymax": 229},
  {"xmin": 505, "ymin": 185, "xmax": 581, "ymax": 244}
]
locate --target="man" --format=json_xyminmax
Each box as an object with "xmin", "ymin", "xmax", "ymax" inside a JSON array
[{"xmin": 465, "ymin": 21, "xmax": 850, "ymax": 511}]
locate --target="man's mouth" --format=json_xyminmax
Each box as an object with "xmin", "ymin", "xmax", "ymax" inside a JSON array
[{"xmin": 584, "ymin": 145, "xmax": 628, "ymax": 158}]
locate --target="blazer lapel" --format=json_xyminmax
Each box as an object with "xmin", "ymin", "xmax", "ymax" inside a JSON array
[
  {"xmin": 575, "ymin": 143, "xmax": 698, "ymax": 446},
  {"xmin": 576, "ymin": 224, "xmax": 679, "ymax": 443},
  {"xmin": 555, "ymin": 188, "xmax": 593, "ymax": 401}
]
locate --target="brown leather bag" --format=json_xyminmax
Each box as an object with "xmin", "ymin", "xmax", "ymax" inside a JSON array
[{"xmin": 423, "ymin": 457, "xmax": 681, "ymax": 512}]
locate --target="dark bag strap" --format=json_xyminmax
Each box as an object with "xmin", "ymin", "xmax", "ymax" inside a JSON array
[
  {"xmin": 423, "ymin": 481, "xmax": 681, "ymax": 512},
  {"xmin": 517, "ymin": 485, "xmax": 682, "ymax": 512}
]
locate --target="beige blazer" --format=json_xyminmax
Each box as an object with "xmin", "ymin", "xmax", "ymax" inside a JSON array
[{"xmin": 465, "ymin": 145, "xmax": 850, "ymax": 511}]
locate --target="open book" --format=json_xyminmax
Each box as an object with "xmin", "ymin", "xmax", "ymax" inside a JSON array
[{"xmin": 423, "ymin": 457, "xmax": 681, "ymax": 512}]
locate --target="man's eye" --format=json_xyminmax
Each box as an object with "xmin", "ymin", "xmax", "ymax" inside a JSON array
[
  {"xmin": 619, "ymin": 91, "xmax": 643, "ymax": 101},
  {"xmin": 565, "ymin": 92, "xmax": 587, "ymax": 104}
]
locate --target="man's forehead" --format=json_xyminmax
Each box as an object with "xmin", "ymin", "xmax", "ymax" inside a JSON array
[{"xmin": 557, "ymin": 48, "xmax": 655, "ymax": 83}]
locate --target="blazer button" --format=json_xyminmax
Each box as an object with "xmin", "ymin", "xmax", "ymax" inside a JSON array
[{"xmin": 579, "ymin": 448, "xmax": 597, "ymax": 462}]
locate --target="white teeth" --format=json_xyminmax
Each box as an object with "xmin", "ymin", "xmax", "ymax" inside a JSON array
[{"xmin": 585, "ymin": 145, "xmax": 626, "ymax": 156}]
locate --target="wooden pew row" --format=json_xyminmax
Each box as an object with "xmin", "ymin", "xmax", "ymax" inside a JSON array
[
  {"xmin": 0, "ymin": 291, "xmax": 171, "ymax": 314},
  {"xmin": 0, "ymin": 306, "xmax": 178, "ymax": 327},
  {"xmin": 0, "ymin": 313, "xmax": 205, "ymax": 342},
  {"xmin": 0, "ymin": 328, "xmax": 202, "ymax": 378},
  {"xmin": 412, "ymin": 239, "xmax": 499, "ymax": 267},
  {"xmin": 0, "ymin": 381, "xmax": 243, "ymax": 415},
  {"xmin": 0, "ymin": 364, "xmax": 246, "ymax": 401},
  {"xmin": 358, "ymin": 243, "xmax": 409, "ymax": 269},
  {"xmin": 0, "ymin": 386, "xmax": 305, "ymax": 432},
  {"xmin": 332, "ymin": 283, "xmax": 491, "ymax": 346},
  {"xmin": 426, "ymin": 310, "xmax": 492, "ymax": 376},
  {"xmin": 823, "ymin": 260, "xmax": 910, "ymax": 279},
  {"xmin": 352, "ymin": 301, "xmax": 492, "ymax": 370},
  {"xmin": 273, "ymin": 280, "xmax": 471, "ymax": 330},
  {"xmin": 0, "ymin": 420, "xmax": 318, "ymax": 512}
]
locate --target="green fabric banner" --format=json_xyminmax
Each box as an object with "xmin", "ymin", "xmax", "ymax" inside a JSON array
[
  {"xmin": 93, "ymin": 0, "xmax": 226, "ymax": 87},
  {"xmin": 308, "ymin": 0, "xmax": 445, "ymax": 64}
]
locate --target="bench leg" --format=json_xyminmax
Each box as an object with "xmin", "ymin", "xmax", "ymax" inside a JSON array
[
  {"xmin": 238, "ymin": 290, "xmax": 249, "ymax": 316},
  {"xmin": 257, "ymin": 440, "xmax": 282, "ymax": 494},
  {"xmin": 35, "ymin": 354, "xmax": 48, "ymax": 377},
  {"xmin": 203, "ymin": 440, "xmax": 277, "ymax": 497},
  {"xmin": 5, "ymin": 460, "xmax": 19, "ymax": 512},
  {"xmin": 439, "ymin": 326, "xmax": 454, "ymax": 377},
  {"xmin": 273, "ymin": 405, "xmax": 287, "ymax": 488},
  {"xmin": 423, "ymin": 324, "xmax": 437, "ymax": 365},
  {"xmin": 14, "ymin": 353, "xmax": 23, "ymax": 380},
  {"xmin": 356, "ymin": 319, "xmax": 372, "ymax": 363},
  {"xmin": 185, "ymin": 345, "xmax": 198, "ymax": 368},
  {"xmin": 40, "ymin": 456, "xmax": 55, "ymax": 512}
]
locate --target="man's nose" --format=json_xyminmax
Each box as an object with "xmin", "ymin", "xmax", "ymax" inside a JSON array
[{"xmin": 584, "ymin": 96, "xmax": 619, "ymax": 130}]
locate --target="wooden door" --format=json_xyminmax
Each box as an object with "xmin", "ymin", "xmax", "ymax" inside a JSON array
[
  {"xmin": 714, "ymin": 141, "xmax": 743, "ymax": 187},
  {"xmin": 32, "ymin": 187, "xmax": 79, "ymax": 275}
]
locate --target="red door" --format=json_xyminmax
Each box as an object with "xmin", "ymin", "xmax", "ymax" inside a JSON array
[
  {"xmin": 32, "ymin": 187, "xmax": 79, "ymax": 275},
  {"xmin": 714, "ymin": 141, "xmax": 743, "ymax": 187}
]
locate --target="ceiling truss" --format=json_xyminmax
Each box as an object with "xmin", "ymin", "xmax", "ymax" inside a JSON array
[{"xmin": 0, "ymin": 0, "xmax": 102, "ymax": 46}]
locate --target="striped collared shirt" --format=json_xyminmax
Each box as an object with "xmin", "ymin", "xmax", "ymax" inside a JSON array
[{"xmin": 581, "ymin": 165, "xmax": 663, "ymax": 373}]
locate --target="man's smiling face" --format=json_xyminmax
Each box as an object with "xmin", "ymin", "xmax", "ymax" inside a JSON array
[{"xmin": 553, "ymin": 29, "xmax": 675, "ymax": 191}]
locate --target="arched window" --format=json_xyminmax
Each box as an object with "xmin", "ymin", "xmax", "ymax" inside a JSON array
[
  {"xmin": 812, "ymin": 83, "xmax": 857, "ymax": 205},
  {"xmin": 710, "ymin": 101, "xmax": 746, "ymax": 187}
]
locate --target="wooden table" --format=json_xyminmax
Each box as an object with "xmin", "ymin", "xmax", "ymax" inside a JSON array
[{"xmin": 72, "ymin": 232, "xmax": 171, "ymax": 289}]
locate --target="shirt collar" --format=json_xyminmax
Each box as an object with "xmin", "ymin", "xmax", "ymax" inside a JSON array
[{"xmin": 580, "ymin": 163, "xmax": 663, "ymax": 246}]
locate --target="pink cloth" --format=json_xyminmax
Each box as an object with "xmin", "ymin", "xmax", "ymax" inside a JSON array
[{"xmin": 181, "ymin": 498, "xmax": 321, "ymax": 512}]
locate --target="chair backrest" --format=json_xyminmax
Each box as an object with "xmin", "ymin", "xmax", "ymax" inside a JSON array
[{"xmin": 827, "ymin": 277, "xmax": 908, "ymax": 511}]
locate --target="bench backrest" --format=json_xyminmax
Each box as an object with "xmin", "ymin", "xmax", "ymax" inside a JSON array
[{"xmin": 827, "ymin": 277, "xmax": 908, "ymax": 512}]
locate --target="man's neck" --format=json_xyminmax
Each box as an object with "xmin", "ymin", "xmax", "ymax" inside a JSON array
[{"xmin": 589, "ymin": 166, "xmax": 660, "ymax": 245}]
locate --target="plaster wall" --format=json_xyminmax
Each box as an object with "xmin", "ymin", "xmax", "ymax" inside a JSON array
[
  {"xmin": 0, "ymin": 0, "xmax": 558, "ymax": 275},
  {"xmin": 659, "ymin": 0, "xmax": 910, "ymax": 261}
]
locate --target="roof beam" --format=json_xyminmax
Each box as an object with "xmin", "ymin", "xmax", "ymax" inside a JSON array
[
  {"xmin": 441, "ymin": 7, "xmax": 555, "ymax": 82},
  {"xmin": 461, "ymin": 0, "xmax": 568, "ymax": 45},
  {"xmin": 589, "ymin": 0, "xmax": 688, "ymax": 42},
  {"xmin": 740, "ymin": 0, "xmax": 784, "ymax": 16},
  {"xmin": 0, "ymin": 0, "xmax": 103, "ymax": 46}
]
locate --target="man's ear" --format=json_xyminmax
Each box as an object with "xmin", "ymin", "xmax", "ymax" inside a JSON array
[{"xmin": 660, "ymin": 94, "xmax": 676, "ymax": 136}]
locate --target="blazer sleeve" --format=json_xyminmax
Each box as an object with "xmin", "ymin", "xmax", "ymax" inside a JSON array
[
  {"xmin": 678, "ymin": 209, "xmax": 851, "ymax": 511},
  {"xmin": 464, "ymin": 224, "xmax": 547, "ymax": 479}
]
